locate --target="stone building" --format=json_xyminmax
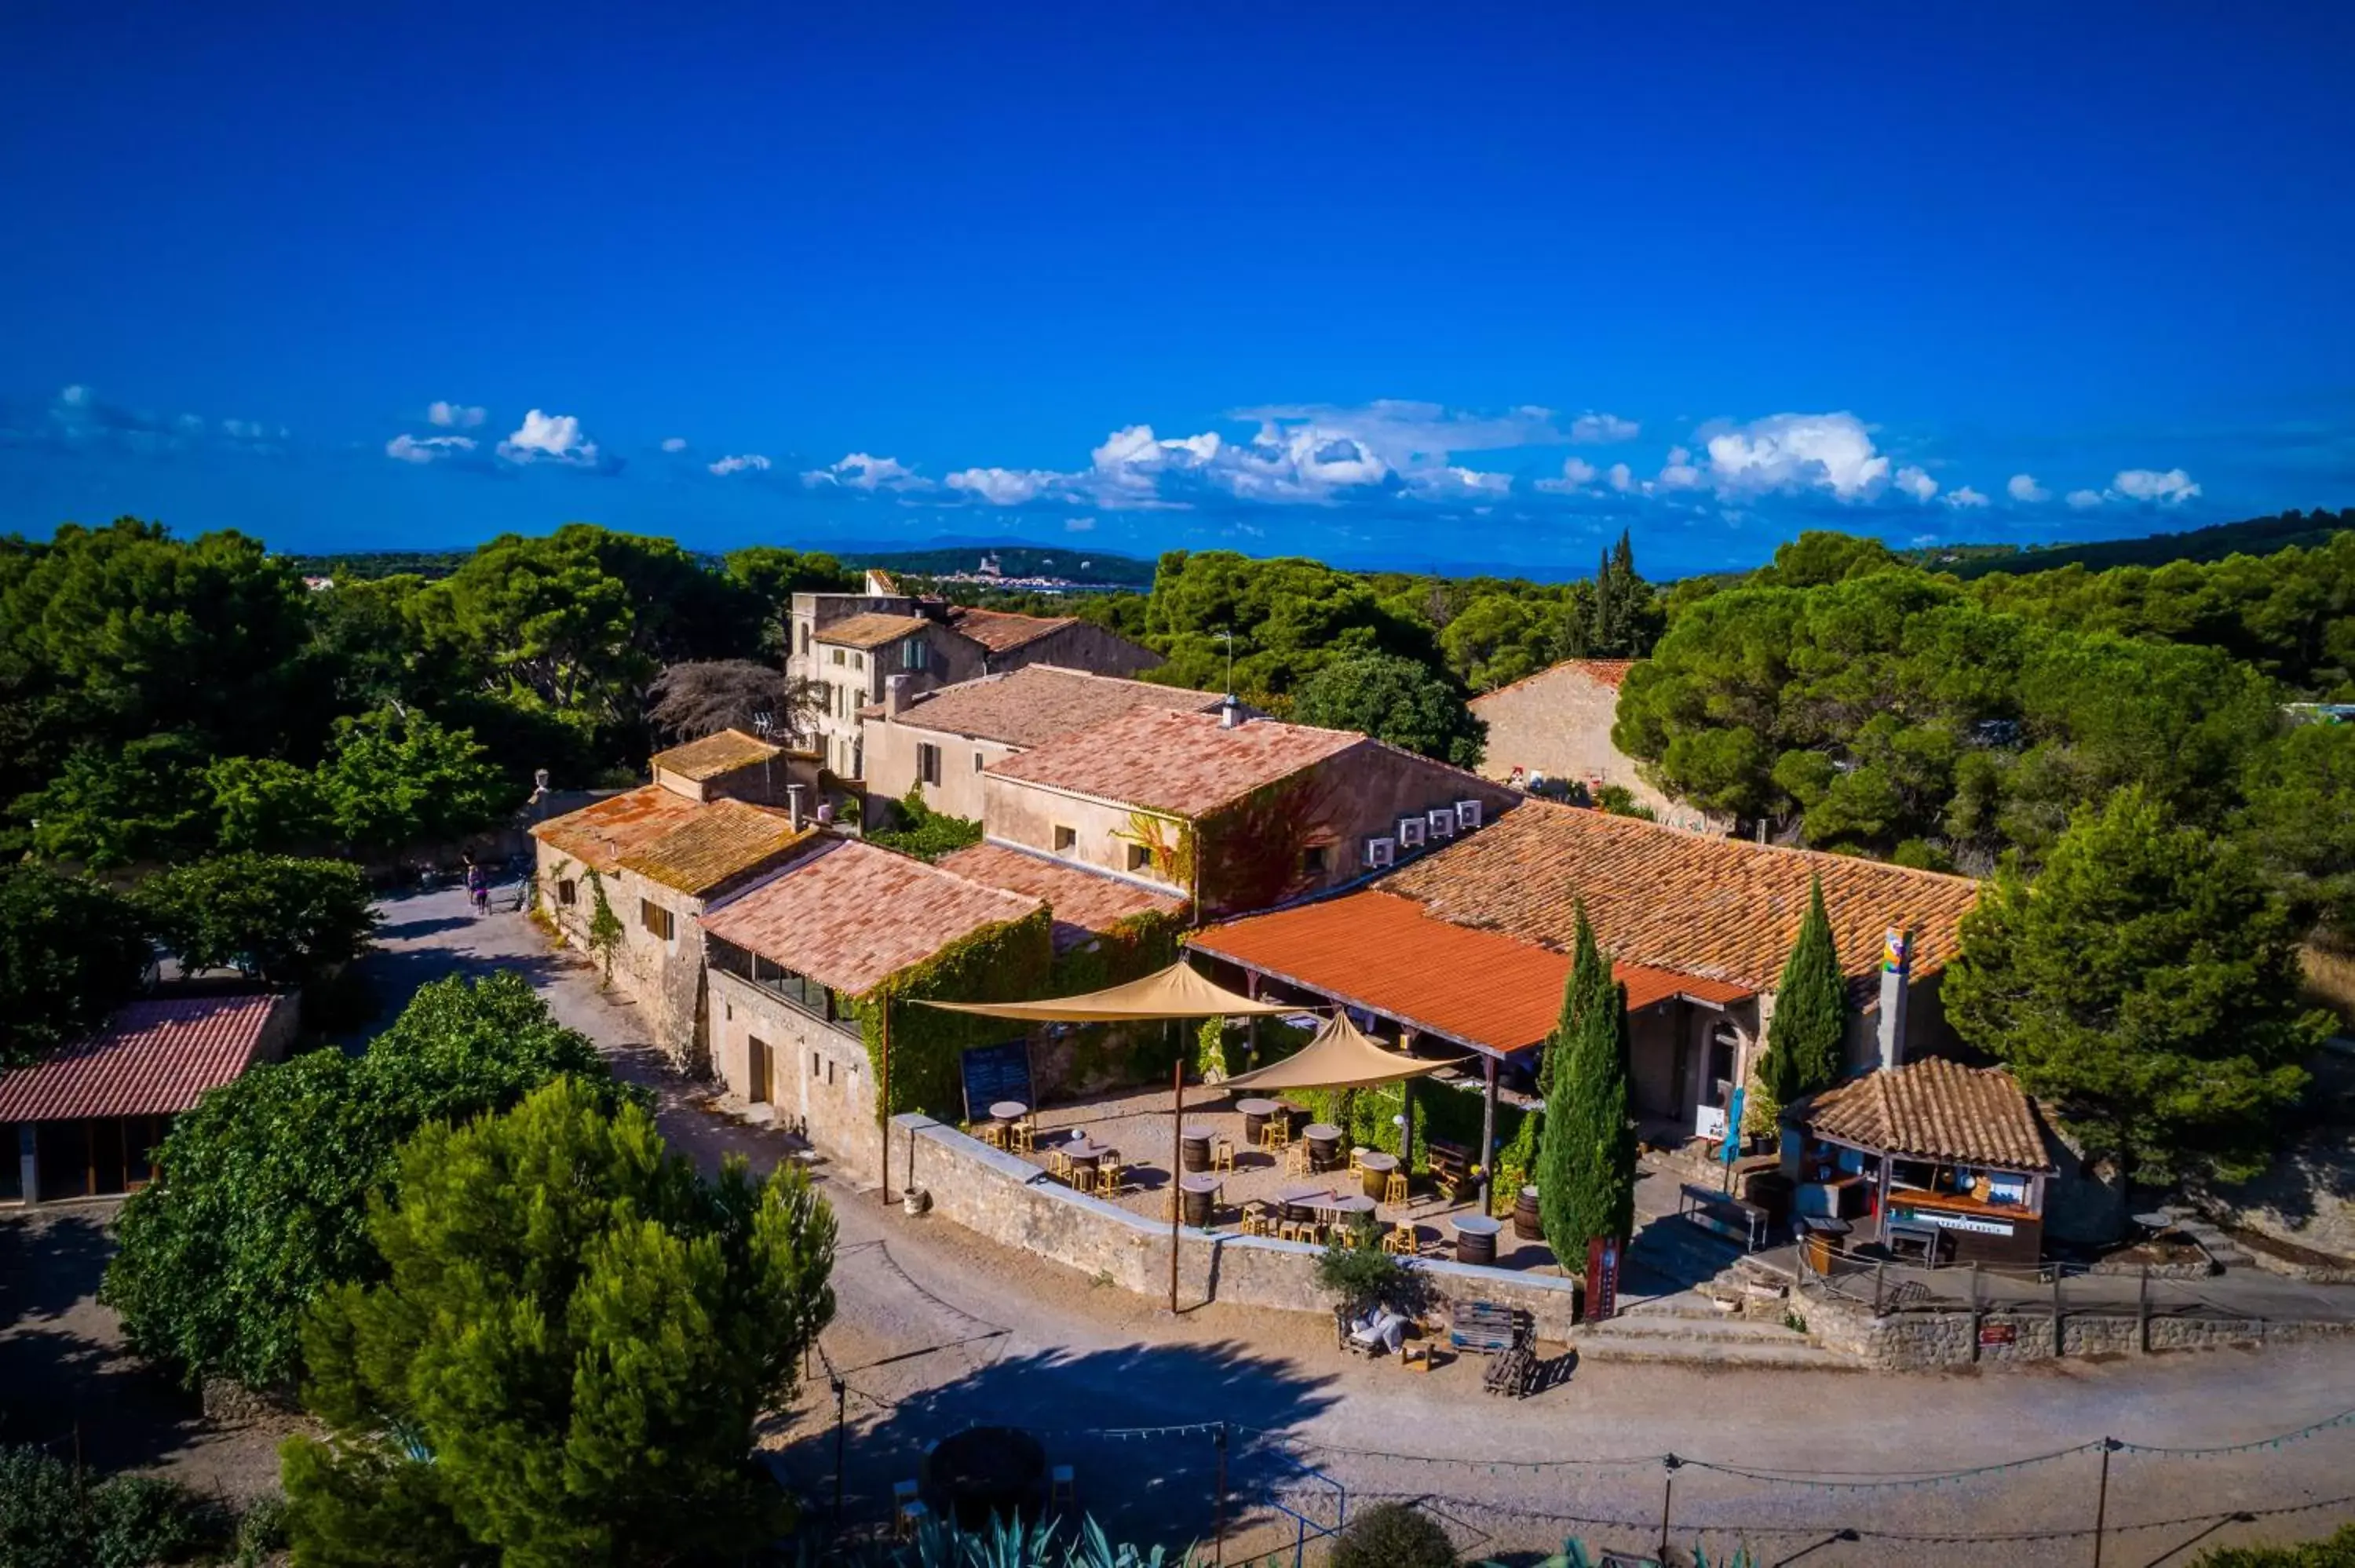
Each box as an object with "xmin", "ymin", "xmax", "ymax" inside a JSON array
[
  {"xmin": 861, "ymin": 665, "xmax": 1225, "ymax": 822},
  {"xmin": 1469, "ymin": 658, "xmax": 1728, "ymax": 833},
  {"xmin": 530, "ymin": 728, "xmax": 819, "ymax": 1068},
  {"xmin": 785, "ymin": 577, "xmax": 1161, "ymax": 783},
  {"xmin": 697, "ymin": 837, "xmax": 1049, "ymax": 1167},
  {"xmin": 979, "ymin": 702, "xmax": 1523, "ymax": 922}
]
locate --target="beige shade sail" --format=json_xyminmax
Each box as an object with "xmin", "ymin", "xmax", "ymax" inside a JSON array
[
  {"xmin": 911, "ymin": 960, "xmax": 1297, "ymax": 1023},
  {"xmin": 1216, "ymin": 1010, "xmax": 1464, "ymax": 1092}
]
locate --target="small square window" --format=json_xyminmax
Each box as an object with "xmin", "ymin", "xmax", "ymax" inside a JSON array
[
  {"xmin": 918, "ymin": 742, "xmax": 942, "ymax": 786},
  {"xmin": 1299, "ymin": 844, "xmax": 1331, "ymax": 875},
  {"xmin": 973, "ymin": 750, "xmax": 985, "ymax": 772},
  {"xmin": 1054, "ymin": 825, "xmax": 1077, "ymax": 851},
  {"xmin": 557, "ymin": 878, "xmax": 577, "ymax": 906},
  {"xmin": 1126, "ymin": 843, "xmax": 1152, "ymax": 873},
  {"xmin": 853, "ymin": 651, "xmax": 864, "ymax": 670},
  {"xmin": 831, "ymin": 647, "xmax": 845, "ymax": 665},
  {"xmin": 640, "ymin": 899, "xmax": 675, "ymax": 941}
]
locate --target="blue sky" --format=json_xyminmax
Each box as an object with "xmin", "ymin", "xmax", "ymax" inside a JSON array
[{"xmin": 3, "ymin": 3, "xmax": 2351, "ymax": 579}]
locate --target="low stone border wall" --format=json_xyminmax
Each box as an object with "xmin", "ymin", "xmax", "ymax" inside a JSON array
[
  {"xmin": 892, "ymin": 1114, "xmax": 1583, "ymax": 1340},
  {"xmin": 1798, "ymin": 1285, "xmax": 2355, "ymax": 1371}
]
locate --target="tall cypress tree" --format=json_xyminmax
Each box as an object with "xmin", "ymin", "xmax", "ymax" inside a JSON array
[
  {"xmin": 1539, "ymin": 904, "xmax": 1637, "ymax": 1265},
  {"xmin": 1758, "ymin": 877, "xmax": 1850, "ymax": 1114}
]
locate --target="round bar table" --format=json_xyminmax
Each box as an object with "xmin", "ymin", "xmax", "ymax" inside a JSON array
[
  {"xmin": 989, "ymin": 1100, "xmax": 1029, "ymax": 1122},
  {"xmin": 1358, "ymin": 1150, "xmax": 1400, "ymax": 1200},
  {"xmin": 1302, "ymin": 1122, "xmax": 1344, "ymax": 1172},
  {"xmin": 1452, "ymin": 1213, "xmax": 1503, "ymax": 1267},
  {"xmin": 1178, "ymin": 1122, "xmax": 1218, "ymax": 1172},
  {"xmin": 1236, "ymin": 1097, "xmax": 1281, "ymax": 1145},
  {"xmin": 1179, "ymin": 1172, "xmax": 1221, "ymax": 1227}
]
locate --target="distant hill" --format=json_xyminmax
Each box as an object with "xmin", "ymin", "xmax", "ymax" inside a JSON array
[
  {"xmin": 852, "ymin": 544, "xmax": 1156, "ymax": 588},
  {"xmin": 1926, "ymin": 508, "xmax": 2352, "ymax": 579},
  {"xmin": 285, "ymin": 549, "xmax": 469, "ymax": 581}
]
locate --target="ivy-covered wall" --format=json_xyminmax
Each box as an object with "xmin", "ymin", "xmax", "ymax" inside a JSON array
[
  {"xmin": 1293, "ymin": 1070, "xmax": 1533, "ymax": 1191},
  {"xmin": 849, "ymin": 906, "xmax": 1056, "ymax": 1123}
]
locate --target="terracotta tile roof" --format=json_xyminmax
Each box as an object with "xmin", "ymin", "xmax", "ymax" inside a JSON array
[
  {"xmin": 987, "ymin": 709, "xmax": 1361, "ymax": 819},
  {"xmin": 532, "ymin": 784, "xmax": 705, "ymax": 875},
  {"xmin": 617, "ymin": 800, "xmax": 816, "ymax": 896},
  {"xmin": 1188, "ymin": 890, "xmax": 1751, "ymax": 1056},
  {"xmin": 649, "ymin": 727, "xmax": 783, "ymax": 781},
  {"xmin": 1800, "ymin": 1058, "xmax": 2054, "ymax": 1171},
  {"xmin": 0, "ymin": 994, "xmax": 288, "ymax": 1121},
  {"xmin": 937, "ymin": 841, "xmax": 1187, "ymax": 953},
  {"xmin": 945, "ymin": 605, "xmax": 1076, "ymax": 653},
  {"xmin": 887, "ymin": 665, "xmax": 1223, "ymax": 749},
  {"xmin": 1470, "ymin": 657, "xmax": 1640, "ymax": 709},
  {"xmin": 699, "ymin": 838, "xmax": 1044, "ymax": 995},
  {"xmin": 1379, "ymin": 798, "xmax": 1981, "ymax": 992},
  {"xmin": 817, "ymin": 611, "xmax": 931, "ymax": 650}
]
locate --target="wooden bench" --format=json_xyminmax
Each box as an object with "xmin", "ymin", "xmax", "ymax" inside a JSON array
[
  {"xmin": 1447, "ymin": 1300, "xmax": 1531, "ymax": 1358},
  {"xmin": 1425, "ymin": 1137, "xmax": 1476, "ymax": 1202}
]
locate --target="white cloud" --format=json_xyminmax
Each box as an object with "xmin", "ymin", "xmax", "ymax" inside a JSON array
[
  {"xmin": 708, "ymin": 454, "xmax": 771, "ymax": 476},
  {"xmin": 1066, "ymin": 516, "xmax": 1097, "ymax": 533},
  {"xmin": 428, "ymin": 401, "xmax": 486, "ymax": 429},
  {"xmin": 1657, "ymin": 446, "xmax": 1704, "ymax": 490},
  {"xmin": 497, "ymin": 408, "xmax": 601, "ymax": 466},
  {"xmin": 1943, "ymin": 486, "xmax": 1990, "ymax": 509},
  {"xmin": 1535, "ymin": 456, "xmax": 1601, "ymax": 494},
  {"xmin": 2111, "ymin": 467, "xmax": 2200, "ymax": 505},
  {"xmin": 660, "ymin": 436, "xmax": 688, "ymax": 454},
  {"xmin": 1568, "ymin": 412, "xmax": 1640, "ymax": 443},
  {"xmin": 801, "ymin": 452, "xmax": 927, "ymax": 491},
  {"xmin": 1894, "ymin": 465, "xmax": 1940, "ymax": 504},
  {"xmin": 1702, "ymin": 412, "xmax": 1890, "ymax": 500},
  {"xmin": 2007, "ymin": 473, "xmax": 2050, "ymax": 503},
  {"xmin": 2066, "ymin": 489, "xmax": 2105, "ymax": 510},
  {"xmin": 1606, "ymin": 462, "xmax": 1635, "ymax": 493},
  {"xmin": 947, "ymin": 467, "xmax": 1061, "ymax": 505},
  {"xmin": 1409, "ymin": 465, "xmax": 1514, "ymax": 499},
  {"xmin": 386, "ymin": 434, "xmax": 477, "ymax": 465}
]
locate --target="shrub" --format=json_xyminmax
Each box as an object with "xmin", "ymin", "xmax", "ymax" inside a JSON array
[
  {"xmin": 1313, "ymin": 1220, "xmax": 1430, "ymax": 1318},
  {"xmin": 2193, "ymin": 1523, "xmax": 2355, "ymax": 1566},
  {"xmin": 0, "ymin": 1448, "xmax": 223, "ymax": 1568},
  {"xmin": 1328, "ymin": 1501, "xmax": 1456, "ymax": 1568}
]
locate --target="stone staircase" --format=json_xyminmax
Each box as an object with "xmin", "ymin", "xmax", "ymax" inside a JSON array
[
  {"xmin": 1577, "ymin": 1215, "xmax": 1862, "ymax": 1370},
  {"xmin": 2157, "ymin": 1205, "xmax": 2254, "ymax": 1269}
]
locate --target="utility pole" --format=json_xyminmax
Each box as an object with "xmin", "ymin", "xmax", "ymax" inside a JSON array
[
  {"xmin": 1169, "ymin": 1060, "xmax": 1185, "ymax": 1313},
  {"xmin": 1212, "ymin": 1421, "xmax": 1229, "ymax": 1566},
  {"xmin": 879, "ymin": 990, "xmax": 893, "ymax": 1205},
  {"xmin": 831, "ymin": 1379, "xmax": 848, "ymax": 1526},
  {"xmin": 2092, "ymin": 1438, "xmax": 2118, "ymax": 1568},
  {"xmin": 1657, "ymin": 1453, "xmax": 1681, "ymax": 1563}
]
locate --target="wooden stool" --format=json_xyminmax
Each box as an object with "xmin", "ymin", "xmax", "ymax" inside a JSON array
[
  {"xmin": 1400, "ymin": 1342, "xmax": 1432, "ymax": 1372},
  {"xmin": 1382, "ymin": 1223, "xmax": 1415, "ymax": 1256},
  {"xmin": 1349, "ymin": 1147, "xmax": 1367, "ymax": 1177},
  {"xmin": 1240, "ymin": 1202, "xmax": 1272, "ymax": 1237},
  {"xmin": 1384, "ymin": 1172, "xmax": 1409, "ymax": 1205},
  {"xmin": 1012, "ymin": 1121, "xmax": 1037, "ymax": 1153},
  {"xmin": 980, "ymin": 1122, "xmax": 1008, "ymax": 1150},
  {"xmin": 1095, "ymin": 1162, "xmax": 1126, "ymax": 1197},
  {"xmin": 1285, "ymin": 1142, "xmax": 1312, "ymax": 1176},
  {"xmin": 1211, "ymin": 1137, "xmax": 1236, "ymax": 1173},
  {"xmin": 1261, "ymin": 1120, "xmax": 1290, "ymax": 1151},
  {"xmin": 1047, "ymin": 1150, "xmax": 1072, "ymax": 1182}
]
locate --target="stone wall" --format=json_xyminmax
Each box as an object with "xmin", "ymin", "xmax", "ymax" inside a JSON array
[
  {"xmin": 890, "ymin": 1114, "xmax": 1585, "ymax": 1339},
  {"xmin": 1796, "ymin": 1281, "xmax": 2353, "ymax": 1371},
  {"xmin": 532, "ymin": 841, "xmax": 709, "ymax": 1069},
  {"xmin": 711, "ymin": 969, "xmax": 878, "ymax": 1176}
]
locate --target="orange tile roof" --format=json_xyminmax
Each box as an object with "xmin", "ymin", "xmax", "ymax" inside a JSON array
[
  {"xmin": 0, "ymin": 994, "xmax": 290, "ymax": 1121},
  {"xmin": 817, "ymin": 611, "xmax": 931, "ymax": 649},
  {"xmin": 946, "ymin": 605, "xmax": 1076, "ymax": 653},
  {"xmin": 1380, "ymin": 799, "xmax": 1981, "ymax": 991},
  {"xmin": 616, "ymin": 800, "xmax": 816, "ymax": 896},
  {"xmin": 649, "ymin": 727, "xmax": 783, "ymax": 781},
  {"xmin": 699, "ymin": 838, "xmax": 1044, "ymax": 995},
  {"xmin": 937, "ymin": 841, "xmax": 1187, "ymax": 953},
  {"xmin": 987, "ymin": 709, "xmax": 1361, "ymax": 818},
  {"xmin": 886, "ymin": 665, "xmax": 1223, "ymax": 749},
  {"xmin": 1470, "ymin": 657, "xmax": 1640, "ymax": 709},
  {"xmin": 532, "ymin": 784, "xmax": 705, "ymax": 875},
  {"xmin": 1801, "ymin": 1057, "xmax": 2054, "ymax": 1172},
  {"xmin": 1188, "ymin": 890, "xmax": 1751, "ymax": 1056}
]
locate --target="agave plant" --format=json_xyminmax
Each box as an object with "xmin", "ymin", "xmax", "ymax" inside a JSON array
[
  {"xmin": 835, "ymin": 1512, "xmax": 1209, "ymax": 1567},
  {"xmin": 1482, "ymin": 1539, "xmax": 1758, "ymax": 1568}
]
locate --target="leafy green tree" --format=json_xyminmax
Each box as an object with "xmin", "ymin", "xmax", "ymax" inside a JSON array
[
  {"xmin": 282, "ymin": 1077, "xmax": 838, "ymax": 1567},
  {"xmin": 1568, "ymin": 529, "xmax": 1663, "ymax": 658},
  {"xmin": 102, "ymin": 973, "xmax": 619, "ymax": 1390},
  {"xmin": 1289, "ymin": 651, "xmax": 1486, "ymax": 768},
  {"xmin": 206, "ymin": 754, "xmax": 333, "ymax": 852},
  {"xmin": 315, "ymin": 705, "xmax": 513, "ymax": 857},
  {"xmin": 16, "ymin": 731, "xmax": 216, "ymax": 866},
  {"xmin": 1538, "ymin": 906, "xmax": 1636, "ymax": 1262},
  {"xmin": 869, "ymin": 786, "xmax": 984, "ymax": 862},
  {"xmin": 1438, "ymin": 593, "xmax": 1553, "ymax": 691},
  {"xmin": 1754, "ymin": 878, "xmax": 1849, "ymax": 1125},
  {"xmin": 1755, "ymin": 530, "xmax": 1901, "ymax": 587},
  {"xmin": 1943, "ymin": 789, "xmax": 2331, "ymax": 1183},
  {"xmin": 132, "ymin": 854, "xmax": 377, "ymax": 990},
  {"xmin": 2236, "ymin": 720, "xmax": 2355, "ymax": 934},
  {"xmin": 1328, "ymin": 1502, "xmax": 1456, "ymax": 1568},
  {"xmin": 724, "ymin": 545, "xmax": 856, "ymax": 655},
  {"xmin": 0, "ymin": 864, "xmax": 150, "ymax": 1067},
  {"xmin": 1140, "ymin": 550, "xmax": 1446, "ymax": 706}
]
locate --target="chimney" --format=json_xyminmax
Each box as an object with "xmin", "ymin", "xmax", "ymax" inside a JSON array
[
  {"xmin": 1875, "ymin": 927, "xmax": 1912, "ymax": 1073},
  {"xmin": 785, "ymin": 783, "xmax": 805, "ymax": 831},
  {"xmin": 883, "ymin": 674, "xmax": 912, "ymax": 718},
  {"xmin": 1219, "ymin": 694, "xmax": 1243, "ymax": 729}
]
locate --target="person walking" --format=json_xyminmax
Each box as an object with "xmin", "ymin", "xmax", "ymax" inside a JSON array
[{"xmin": 464, "ymin": 856, "xmax": 489, "ymax": 917}]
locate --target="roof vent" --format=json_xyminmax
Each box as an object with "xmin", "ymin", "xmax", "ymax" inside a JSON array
[
  {"xmin": 1397, "ymin": 816, "xmax": 1428, "ymax": 848},
  {"xmin": 1219, "ymin": 694, "xmax": 1243, "ymax": 729},
  {"xmin": 1365, "ymin": 836, "xmax": 1397, "ymax": 869}
]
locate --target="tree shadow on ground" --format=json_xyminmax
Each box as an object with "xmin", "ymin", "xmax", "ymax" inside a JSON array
[{"xmin": 772, "ymin": 1338, "xmax": 1337, "ymax": 1557}]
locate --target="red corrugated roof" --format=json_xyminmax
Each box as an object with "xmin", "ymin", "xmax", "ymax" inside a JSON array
[
  {"xmin": 1188, "ymin": 890, "xmax": 1752, "ymax": 1056},
  {"xmin": 0, "ymin": 994, "xmax": 287, "ymax": 1122}
]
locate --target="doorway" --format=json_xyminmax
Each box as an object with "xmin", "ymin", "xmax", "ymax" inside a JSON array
[{"xmin": 748, "ymin": 1036, "xmax": 772, "ymax": 1104}]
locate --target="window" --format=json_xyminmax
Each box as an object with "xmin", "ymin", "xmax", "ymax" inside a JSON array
[
  {"xmin": 1126, "ymin": 843, "xmax": 1152, "ymax": 873},
  {"xmin": 853, "ymin": 652, "xmax": 864, "ymax": 671},
  {"xmin": 640, "ymin": 899, "xmax": 675, "ymax": 941},
  {"xmin": 917, "ymin": 742, "xmax": 942, "ymax": 786},
  {"xmin": 798, "ymin": 622, "xmax": 812, "ymax": 655},
  {"xmin": 901, "ymin": 638, "xmax": 929, "ymax": 671},
  {"xmin": 831, "ymin": 647, "xmax": 846, "ymax": 666},
  {"xmin": 557, "ymin": 878, "xmax": 578, "ymax": 906},
  {"xmin": 1299, "ymin": 844, "xmax": 1331, "ymax": 876},
  {"xmin": 973, "ymin": 750, "xmax": 985, "ymax": 772},
  {"xmin": 1053, "ymin": 825, "xmax": 1077, "ymax": 851}
]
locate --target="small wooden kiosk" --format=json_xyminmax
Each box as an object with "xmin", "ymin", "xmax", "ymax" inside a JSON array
[{"xmin": 1785, "ymin": 1058, "xmax": 2056, "ymax": 1268}]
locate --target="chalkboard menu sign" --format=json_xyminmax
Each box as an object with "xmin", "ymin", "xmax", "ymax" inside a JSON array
[{"xmin": 958, "ymin": 1041, "xmax": 1035, "ymax": 1122}]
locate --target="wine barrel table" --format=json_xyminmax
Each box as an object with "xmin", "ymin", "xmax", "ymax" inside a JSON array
[
  {"xmin": 1302, "ymin": 1123, "xmax": 1343, "ymax": 1172},
  {"xmin": 1358, "ymin": 1150, "xmax": 1399, "ymax": 1200},
  {"xmin": 1513, "ymin": 1184, "xmax": 1544, "ymax": 1240},
  {"xmin": 1453, "ymin": 1213, "xmax": 1503, "ymax": 1267},
  {"xmin": 1179, "ymin": 1172, "xmax": 1221, "ymax": 1226},
  {"xmin": 1178, "ymin": 1123, "xmax": 1217, "ymax": 1172},
  {"xmin": 1237, "ymin": 1097, "xmax": 1281, "ymax": 1145}
]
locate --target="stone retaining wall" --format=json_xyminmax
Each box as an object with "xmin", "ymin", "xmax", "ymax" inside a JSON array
[
  {"xmin": 1798, "ymin": 1285, "xmax": 2355, "ymax": 1371},
  {"xmin": 892, "ymin": 1114, "xmax": 1584, "ymax": 1340}
]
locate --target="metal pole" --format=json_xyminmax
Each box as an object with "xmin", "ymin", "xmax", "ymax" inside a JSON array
[
  {"xmin": 879, "ymin": 992, "xmax": 893, "ymax": 1205},
  {"xmin": 2138, "ymin": 1266, "xmax": 2152, "ymax": 1356},
  {"xmin": 2053, "ymin": 1268, "xmax": 2065, "ymax": 1358},
  {"xmin": 1658, "ymin": 1454, "xmax": 1681, "ymax": 1562},
  {"xmin": 1970, "ymin": 1263, "xmax": 1983, "ymax": 1365},
  {"xmin": 1170, "ymin": 1060, "xmax": 1185, "ymax": 1313},
  {"xmin": 1478, "ymin": 1055, "xmax": 1498, "ymax": 1212},
  {"xmin": 831, "ymin": 1379, "xmax": 848, "ymax": 1526},
  {"xmin": 2092, "ymin": 1438, "xmax": 2116, "ymax": 1568},
  {"xmin": 1213, "ymin": 1421, "xmax": 1229, "ymax": 1566}
]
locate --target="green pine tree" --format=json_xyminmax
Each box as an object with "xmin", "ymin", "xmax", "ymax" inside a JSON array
[
  {"xmin": 1756, "ymin": 877, "xmax": 1849, "ymax": 1120},
  {"xmin": 282, "ymin": 1077, "xmax": 838, "ymax": 1566},
  {"xmin": 1538, "ymin": 904, "xmax": 1637, "ymax": 1266}
]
